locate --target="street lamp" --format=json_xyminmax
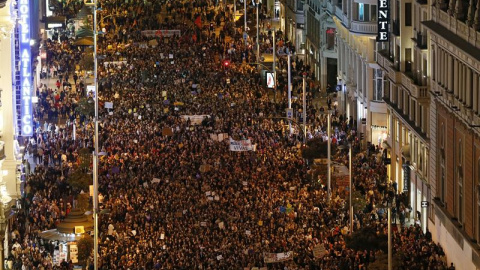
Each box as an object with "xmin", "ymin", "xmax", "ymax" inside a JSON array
[
  {"xmin": 85, "ymin": 0, "xmax": 99, "ymax": 269},
  {"xmin": 0, "ymin": 203, "xmax": 6, "ymax": 270},
  {"xmin": 338, "ymin": 144, "xmax": 353, "ymax": 234},
  {"xmin": 302, "ymin": 73, "xmax": 307, "ymax": 144}
]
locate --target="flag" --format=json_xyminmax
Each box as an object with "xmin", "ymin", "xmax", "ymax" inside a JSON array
[{"xmin": 194, "ymin": 15, "xmax": 202, "ymax": 28}]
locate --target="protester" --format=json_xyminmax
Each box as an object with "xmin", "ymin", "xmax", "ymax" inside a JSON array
[{"xmin": 11, "ymin": 1, "xmax": 450, "ymax": 269}]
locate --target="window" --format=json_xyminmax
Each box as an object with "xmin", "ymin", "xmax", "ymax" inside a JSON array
[
  {"xmin": 359, "ymin": 3, "xmax": 365, "ymax": 21},
  {"xmin": 373, "ymin": 69, "xmax": 383, "ymax": 101},
  {"xmin": 439, "ymin": 123, "xmax": 446, "ymax": 203},
  {"xmin": 396, "ymin": 120, "xmax": 400, "ymax": 142},
  {"xmin": 326, "ymin": 28, "xmax": 336, "ymax": 50},
  {"xmin": 353, "ymin": 3, "xmax": 376, "ymax": 21},
  {"xmin": 405, "ymin": 3, "xmax": 412, "ymax": 26},
  {"xmin": 458, "ymin": 139, "xmax": 464, "ymax": 224}
]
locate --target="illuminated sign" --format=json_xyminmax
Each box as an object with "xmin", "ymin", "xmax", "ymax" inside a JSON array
[
  {"xmin": 19, "ymin": 0, "xmax": 33, "ymax": 136},
  {"xmin": 266, "ymin": 72, "xmax": 275, "ymax": 88},
  {"xmin": 377, "ymin": 0, "xmax": 390, "ymax": 42}
]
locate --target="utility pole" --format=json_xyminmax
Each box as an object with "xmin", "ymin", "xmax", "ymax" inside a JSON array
[
  {"xmin": 244, "ymin": 0, "xmax": 247, "ymax": 32},
  {"xmin": 234, "ymin": 0, "xmax": 236, "ymax": 22},
  {"xmin": 93, "ymin": 0, "xmax": 99, "ymax": 269},
  {"xmin": 256, "ymin": 0, "xmax": 260, "ymax": 62},
  {"xmin": 388, "ymin": 205, "xmax": 392, "ymax": 270},
  {"xmin": 272, "ymin": 28, "xmax": 276, "ymax": 102},
  {"xmin": 327, "ymin": 112, "xmax": 331, "ymax": 201},
  {"xmin": 349, "ymin": 145, "xmax": 353, "ymax": 233},
  {"xmin": 287, "ymin": 53, "xmax": 292, "ymax": 134},
  {"xmin": 302, "ymin": 73, "xmax": 307, "ymax": 144}
]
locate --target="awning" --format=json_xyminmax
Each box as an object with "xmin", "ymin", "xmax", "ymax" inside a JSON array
[
  {"xmin": 76, "ymin": 27, "xmax": 94, "ymax": 38},
  {"xmin": 38, "ymin": 229, "xmax": 83, "ymax": 242},
  {"xmin": 45, "ymin": 16, "xmax": 66, "ymax": 28},
  {"xmin": 74, "ymin": 37, "xmax": 94, "ymax": 46}
]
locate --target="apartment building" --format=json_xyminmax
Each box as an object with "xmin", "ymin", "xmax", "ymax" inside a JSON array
[
  {"xmin": 423, "ymin": 0, "xmax": 480, "ymax": 268},
  {"xmin": 280, "ymin": 0, "xmax": 306, "ymax": 56},
  {"xmin": 305, "ymin": 0, "xmax": 338, "ymax": 92},
  {"xmin": 377, "ymin": 0, "xmax": 431, "ymax": 234},
  {"xmin": 329, "ymin": 0, "xmax": 388, "ymax": 144}
]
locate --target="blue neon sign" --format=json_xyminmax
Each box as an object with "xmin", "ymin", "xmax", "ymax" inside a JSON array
[{"xmin": 19, "ymin": 0, "xmax": 33, "ymax": 136}]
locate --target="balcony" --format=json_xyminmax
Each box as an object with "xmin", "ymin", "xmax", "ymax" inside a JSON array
[
  {"xmin": 383, "ymin": 98, "xmax": 428, "ymax": 140},
  {"xmin": 392, "ymin": 20, "xmax": 400, "ymax": 36},
  {"xmin": 377, "ymin": 50, "xmax": 394, "ymax": 69},
  {"xmin": 402, "ymin": 72, "xmax": 429, "ymax": 101},
  {"xmin": 412, "ymin": 31, "xmax": 427, "ymax": 50},
  {"xmin": 335, "ymin": 7, "xmax": 349, "ymax": 27},
  {"xmin": 350, "ymin": 20, "xmax": 377, "ymax": 35}
]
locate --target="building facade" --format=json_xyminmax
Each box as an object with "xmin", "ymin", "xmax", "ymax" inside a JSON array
[
  {"xmin": 305, "ymin": 0, "xmax": 338, "ymax": 90},
  {"xmin": 377, "ymin": 0, "xmax": 431, "ymax": 234},
  {"xmin": 331, "ymin": 0, "xmax": 388, "ymax": 145},
  {"xmin": 280, "ymin": 0, "xmax": 306, "ymax": 56},
  {"xmin": 424, "ymin": 0, "xmax": 480, "ymax": 268}
]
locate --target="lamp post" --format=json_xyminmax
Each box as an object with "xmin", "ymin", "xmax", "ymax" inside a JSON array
[
  {"xmin": 272, "ymin": 28, "xmax": 276, "ymax": 102},
  {"xmin": 0, "ymin": 203, "xmax": 5, "ymax": 270},
  {"xmin": 287, "ymin": 53, "xmax": 292, "ymax": 135},
  {"xmin": 234, "ymin": 0, "xmax": 236, "ymax": 22},
  {"xmin": 91, "ymin": 0, "xmax": 100, "ymax": 269},
  {"xmin": 302, "ymin": 73, "xmax": 307, "ymax": 144},
  {"xmin": 244, "ymin": 0, "xmax": 247, "ymax": 32},
  {"xmin": 256, "ymin": 0, "xmax": 260, "ymax": 63},
  {"xmin": 327, "ymin": 111, "xmax": 331, "ymax": 201}
]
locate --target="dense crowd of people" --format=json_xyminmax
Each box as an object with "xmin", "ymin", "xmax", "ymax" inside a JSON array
[{"xmin": 7, "ymin": 0, "xmax": 453, "ymax": 269}]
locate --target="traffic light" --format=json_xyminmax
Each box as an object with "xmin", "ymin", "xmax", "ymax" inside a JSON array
[
  {"xmin": 360, "ymin": 132, "xmax": 364, "ymax": 140},
  {"xmin": 223, "ymin": 60, "xmax": 230, "ymax": 68}
]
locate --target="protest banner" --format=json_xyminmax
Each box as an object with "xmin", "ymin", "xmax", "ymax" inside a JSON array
[
  {"xmin": 313, "ymin": 243, "xmax": 328, "ymax": 258},
  {"xmin": 263, "ymin": 251, "xmax": 294, "ymax": 263},
  {"xmin": 229, "ymin": 138, "xmax": 253, "ymax": 151},
  {"xmin": 141, "ymin": 29, "xmax": 181, "ymax": 37}
]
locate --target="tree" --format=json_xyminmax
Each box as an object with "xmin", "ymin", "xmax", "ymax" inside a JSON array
[
  {"xmin": 76, "ymin": 193, "xmax": 90, "ymax": 212},
  {"xmin": 67, "ymin": 148, "xmax": 92, "ymax": 192},
  {"xmin": 77, "ymin": 235, "xmax": 94, "ymax": 265},
  {"xmin": 368, "ymin": 252, "xmax": 402, "ymax": 270},
  {"xmin": 301, "ymin": 137, "xmax": 337, "ymax": 160},
  {"xmin": 75, "ymin": 97, "xmax": 95, "ymax": 117},
  {"xmin": 79, "ymin": 49, "xmax": 94, "ymax": 71},
  {"xmin": 345, "ymin": 226, "xmax": 388, "ymax": 253},
  {"xmin": 352, "ymin": 190, "xmax": 368, "ymax": 213}
]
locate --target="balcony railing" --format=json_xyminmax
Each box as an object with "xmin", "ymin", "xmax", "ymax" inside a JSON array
[
  {"xmin": 350, "ymin": 20, "xmax": 377, "ymax": 35},
  {"xmin": 403, "ymin": 72, "xmax": 429, "ymax": 100}
]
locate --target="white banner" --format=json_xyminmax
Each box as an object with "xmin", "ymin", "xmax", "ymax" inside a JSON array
[
  {"xmin": 229, "ymin": 138, "xmax": 253, "ymax": 151},
  {"xmin": 103, "ymin": 61, "xmax": 127, "ymax": 68},
  {"xmin": 264, "ymin": 251, "xmax": 294, "ymax": 263},
  {"xmin": 141, "ymin": 29, "xmax": 181, "ymax": 38},
  {"xmin": 180, "ymin": 115, "xmax": 210, "ymax": 125}
]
